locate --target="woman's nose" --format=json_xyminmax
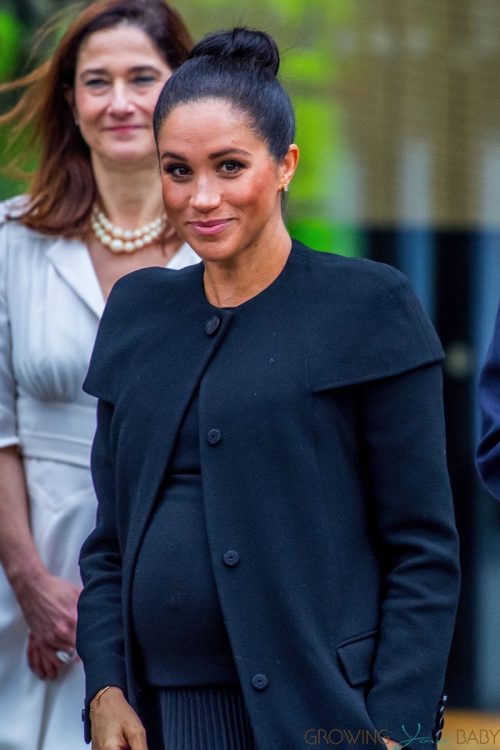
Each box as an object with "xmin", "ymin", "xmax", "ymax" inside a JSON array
[
  {"xmin": 190, "ymin": 179, "xmax": 221, "ymax": 212},
  {"xmin": 108, "ymin": 82, "xmax": 134, "ymax": 116}
]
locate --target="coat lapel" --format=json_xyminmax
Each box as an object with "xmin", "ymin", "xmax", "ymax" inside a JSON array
[
  {"xmin": 46, "ymin": 240, "xmax": 199, "ymax": 320},
  {"xmin": 47, "ymin": 238, "xmax": 105, "ymax": 318}
]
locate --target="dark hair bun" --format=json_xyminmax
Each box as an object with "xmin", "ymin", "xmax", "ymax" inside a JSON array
[{"xmin": 189, "ymin": 27, "xmax": 280, "ymax": 77}]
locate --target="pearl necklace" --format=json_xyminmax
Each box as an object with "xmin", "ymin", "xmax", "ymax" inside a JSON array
[{"xmin": 91, "ymin": 205, "xmax": 167, "ymax": 253}]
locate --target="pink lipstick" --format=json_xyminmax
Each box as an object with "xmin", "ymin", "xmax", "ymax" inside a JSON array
[{"xmin": 189, "ymin": 219, "xmax": 233, "ymax": 236}]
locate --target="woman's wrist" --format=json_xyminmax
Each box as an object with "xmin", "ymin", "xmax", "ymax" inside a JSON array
[
  {"xmin": 90, "ymin": 685, "xmax": 112, "ymax": 706},
  {"xmin": 10, "ymin": 559, "xmax": 49, "ymax": 600},
  {"xmin": 89, "ymin": 685, "xmax": 123, "ymax": 715}
]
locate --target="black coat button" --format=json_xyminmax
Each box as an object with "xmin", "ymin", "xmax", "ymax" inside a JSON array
[
  {"xmin": 207, "ymin": 428, "xmax": 222, "ymax": 445},
  {"xmin": 205, "ymin": 315, "xmax": 221, "ymax": 336},
  {"xmin": 251, "ymin": 673, "xmax": 269, "ymax": 691},
  {"xmin": 223, "ymin": 550, "xmax": 240, "ymax": 567}
]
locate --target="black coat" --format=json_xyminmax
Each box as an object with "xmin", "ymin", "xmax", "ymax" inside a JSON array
[{"xmin": 77, "ymin": 241, "xmax": 460, "ymax": 749}]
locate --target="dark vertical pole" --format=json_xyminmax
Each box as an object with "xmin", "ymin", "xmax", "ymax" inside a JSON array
[
  {"xmin": 364, "ymin": 227, "xmax": 398, "ymax": 266},
  {"xmin": 435, "ymin": 232, "xmax": 477, "ymax": 707}
]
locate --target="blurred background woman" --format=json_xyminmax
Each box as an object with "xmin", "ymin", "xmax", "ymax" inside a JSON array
[{"xmin": 0, "ymin": 1, "xmax": 196, "ymax": 747}]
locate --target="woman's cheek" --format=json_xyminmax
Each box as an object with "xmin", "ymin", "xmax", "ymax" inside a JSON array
[{"xmin": 161, "ymin": 182, "xmax": 181, "ymax": 210}]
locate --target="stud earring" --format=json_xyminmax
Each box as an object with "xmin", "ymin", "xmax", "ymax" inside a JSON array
[{"xmin": 280, "ymin": 184, "xmax": 289, "ymax": 193}]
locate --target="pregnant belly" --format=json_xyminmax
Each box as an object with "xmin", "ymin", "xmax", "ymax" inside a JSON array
[{"xmin": 131, "ymin": 475, "xmax": 238, "ymax": 685}]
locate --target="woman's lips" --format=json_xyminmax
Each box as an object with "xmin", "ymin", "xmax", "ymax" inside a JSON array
[
  {"xmin": 188, "ymin": 219, "xmax": 233, "ymax": 236},
  {"xmin": 105, "ymin": 125, "xmax": 143, "ymax": 133}
]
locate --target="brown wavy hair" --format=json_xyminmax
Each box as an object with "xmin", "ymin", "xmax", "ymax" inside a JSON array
[{"xmin": 0, "ymin": 0, "xmax": 192, "ymax": 236}]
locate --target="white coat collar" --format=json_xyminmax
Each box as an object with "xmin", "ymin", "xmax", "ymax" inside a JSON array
[
  {"xmin": 47, "ymin": 237, "xmax": 105, "ymax": 319},
  {"xmin": 46, "ymin": 239, "xmax": 200, "ymax": 320},
  {"xmin": 167, "ymin": 242, "xmax": 201, "ymax": 270}
]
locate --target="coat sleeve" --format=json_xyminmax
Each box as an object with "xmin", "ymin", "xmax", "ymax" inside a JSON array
[
  {"xmin": 76, "ymin": 397, "xmax": 127, "ymax": 744},
  {"xmin": 361, "ymin": 361, "xmax": 460, "ymax": 745},
  {"xmin": 77, "ymin": 271, "xmax": 153, "ymax": 742},
  {"xmin": 476, "ymin": 302, "xmax": 500, "ymax": 499},
  {"xmin": 76, "ymin": 277, "xmax": 131, "ymax": 741}
]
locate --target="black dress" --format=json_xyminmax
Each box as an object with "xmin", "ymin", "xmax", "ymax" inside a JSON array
[{"xmin": 132, "ymin": 389, "xmax": 255, "ymax": 750}]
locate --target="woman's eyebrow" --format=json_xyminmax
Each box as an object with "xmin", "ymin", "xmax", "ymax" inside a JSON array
[
  {"xmin": 79, "ymin": 64, "xmax": 162, "ymax": 78},
  {"xmin": 79, "ymin": 67, "xmax": 108, "ymax": 78},
  {"xmin": 160, "ymin": 151, "xmax": 187, "ymax": 161},
  {"xmin": 161, "ymin": 147, "xmax": 252, "ymax": 161},
  {"xmin": 208, "ymin": 148, "xmax": 251, "ymax": 159}
]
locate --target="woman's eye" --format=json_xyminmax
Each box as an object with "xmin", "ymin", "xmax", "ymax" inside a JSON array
[
  {"xmin": 133, "ymin": 75, "xmax": 156, "ymax": 85},
  {"xmin": 84, "ymin": 78, "xmax": 108, "ymax": 88},
  {"xmin": 164, "ymin": 164, "xmax": 191, "ymax": 179},
  {"xmin": 219, "ymin": 160, "xmax": 245, "ymax": 174}
]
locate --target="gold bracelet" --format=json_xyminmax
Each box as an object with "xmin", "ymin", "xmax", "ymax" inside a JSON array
[{"xmin": 89, "ymin": 685, "xmax": 112, "ymax": 716}]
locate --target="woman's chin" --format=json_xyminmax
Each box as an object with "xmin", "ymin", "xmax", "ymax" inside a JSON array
[{"xmin": 93, "ymin": 145, "xmax": 158, "ymax": 172}]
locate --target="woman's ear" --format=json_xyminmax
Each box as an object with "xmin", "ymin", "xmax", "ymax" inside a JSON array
[{"xmin": 279, "ymin": 144, "xmax": 299, "ymax": 193}]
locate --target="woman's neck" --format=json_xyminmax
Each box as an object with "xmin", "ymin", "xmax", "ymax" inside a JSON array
[
  {"xmin": 91, "ymin": 154, "xmax": 164, "ymax": 228},
  {"xmin": 203, "ymin": 226, "xmax": 292, "ymax": 308}
]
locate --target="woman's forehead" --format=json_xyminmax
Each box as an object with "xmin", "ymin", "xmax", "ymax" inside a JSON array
[
  {"xmin": 76, "ymin": 24, "xmax": 166, "ymax": 71},
  {"xmin": 160, "ymin": 99, "xmax": 253, "ymax": 139},
  {"xmin": 158, "ymin": 100, "xmax": 263, "ymax": 158}
]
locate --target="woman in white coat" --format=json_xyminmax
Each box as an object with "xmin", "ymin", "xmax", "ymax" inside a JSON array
[{"xmin": 0, "ymin": 1, "xmax": 198, "ymax": 748}]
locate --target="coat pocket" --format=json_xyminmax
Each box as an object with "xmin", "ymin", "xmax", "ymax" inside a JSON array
[{"xmin": 336, "ymin": 629, "xmax": 378, "ymax": 687}]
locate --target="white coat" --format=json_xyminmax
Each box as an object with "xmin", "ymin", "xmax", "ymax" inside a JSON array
[{"xmin": 0, "ymin": 198, "xmax": 199, "ymax": 750}]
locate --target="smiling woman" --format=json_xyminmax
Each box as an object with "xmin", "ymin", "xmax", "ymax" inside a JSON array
[
  {"xmin": 157, "ymin": 98, "xmax": 298, "ymax": 303},
  {"xmin": 153, "ymin": 28, "xmax": 299, "ymax": 306},
  {"xmin": 0, "ymin": 3, "xmax": 197, "ymax": 750},
  {"xmin": 77, "ymin": 26, "xmax": 460, "ymax": 750},
  {"xmin": 73, "ymin": 25, "xmax": 172, "ymax": 170}
]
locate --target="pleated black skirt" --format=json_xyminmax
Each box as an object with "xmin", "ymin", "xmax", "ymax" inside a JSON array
[{"xmin": 142, "ymin": 685, "xmax": 256, "ymax": 750}]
